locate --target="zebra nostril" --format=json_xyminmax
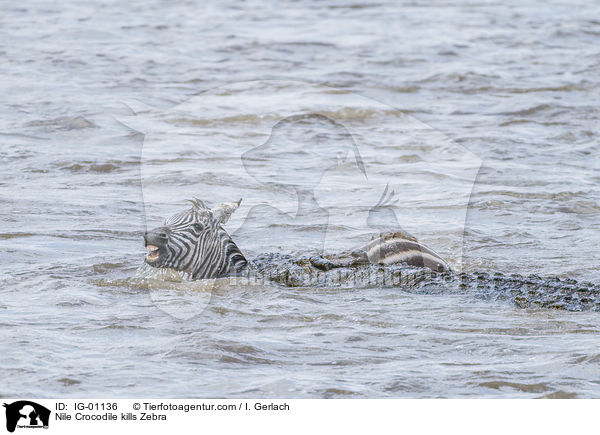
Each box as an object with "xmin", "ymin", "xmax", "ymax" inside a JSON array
[{"xmin": 157, "ymin": 231, "xmax": 168, "ymax": 239}]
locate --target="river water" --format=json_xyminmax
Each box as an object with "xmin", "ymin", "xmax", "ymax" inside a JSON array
[{"xmin": 1, "ymin": 0, "xmax": 599, "ymax": 398}]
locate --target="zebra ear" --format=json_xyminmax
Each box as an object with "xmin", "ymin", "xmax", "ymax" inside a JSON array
[{"xmin": 211, "ymin": 198, "xmax": 242, "ymax": 225}]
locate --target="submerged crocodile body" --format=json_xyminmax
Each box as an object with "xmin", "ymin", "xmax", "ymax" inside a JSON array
[{"xmin": 248, "ymin": 253, "xmax": 600, "ymax": 311}]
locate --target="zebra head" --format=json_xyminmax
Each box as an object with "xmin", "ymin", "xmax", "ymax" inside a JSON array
[{"xmin": 144, "ymin": 198, "xmax": 247, "ymax": 279}]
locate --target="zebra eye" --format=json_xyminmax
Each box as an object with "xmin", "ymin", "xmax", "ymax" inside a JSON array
[{"xmin": 192, "ymin": 223, "xmax": 203, "ymax": 232}]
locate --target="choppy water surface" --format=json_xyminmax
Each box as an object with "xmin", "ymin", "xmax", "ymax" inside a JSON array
[{"xmin": 1, "ymin": 0, "xmax": 599, "ymax": 398}]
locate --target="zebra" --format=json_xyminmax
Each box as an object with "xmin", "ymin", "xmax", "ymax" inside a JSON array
[
  {"xmin": 143, "ymin": 197, "xmax": 450, "ymax": 280},
  {"xmin": 144, "ymin": 198, "xmax": 248, "ymax": 279}
]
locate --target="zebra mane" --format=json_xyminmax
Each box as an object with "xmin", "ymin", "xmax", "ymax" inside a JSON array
[{"xmin": 188, "ymin": 198, "xmax": 208, "ymax": 210}]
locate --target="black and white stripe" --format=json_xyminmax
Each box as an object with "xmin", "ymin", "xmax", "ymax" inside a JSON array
[
  {"xmin": 359, "ymin": 231, "xmax": 450, "ymax": 273},
  {"xmin": 144, "ymin": 199, "xmax": 247, "ymax": 279}
]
